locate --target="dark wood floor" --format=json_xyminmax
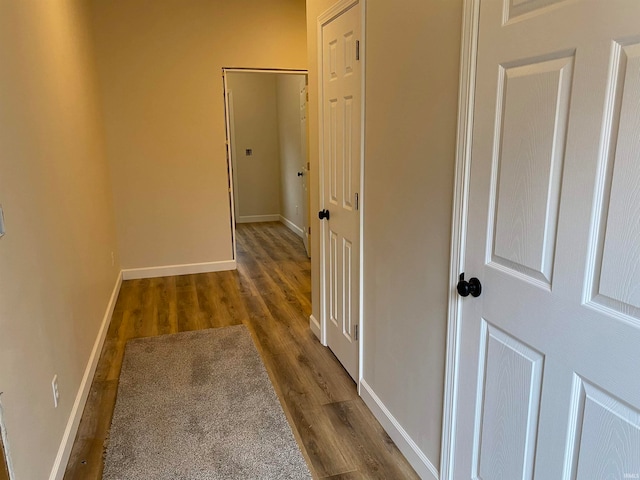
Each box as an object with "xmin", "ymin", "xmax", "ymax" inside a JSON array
[
  {"xmin": 0, "ymin": 434, "xmax": 9, "ymax": 480},
  {"xmin": 64, "ymin": 222, "xmax": 418, "ymax": 480}
]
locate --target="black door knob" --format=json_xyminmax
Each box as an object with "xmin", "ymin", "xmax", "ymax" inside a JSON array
[
  {"xmin": 457, "ymin": 273, "xmax": 482, "ymax": 297},
  {"xmin": 297, "ymin": 171, "xmax": 304, "ymax": 177},
  {"xmin": 318, "ymin": 209, "xmax": 330, "ymax": 220}
]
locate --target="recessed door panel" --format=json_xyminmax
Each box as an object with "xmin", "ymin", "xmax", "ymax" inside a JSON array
[
  {"xmin": 567, "ymin": 380, "xmax": 640, "ymax": 480},
  {"xmin": 330, "ymin": 230, "xmax": 338, "ymax": 327},
  {"xmin": 343, "ymin": 96, "xmax": 354, "ymax": 210},
  {"xmin": 329, "ymin": 99, "xmax": 338, "ymax": 205},
  {"xmin": 329, "ymin": 40, "xmax": 338, "ymax": 80},
  {"xmin": 343, "ymin": 238, "xmax": 353, "ymax": 339},
  {"xmin": 505, "ymin": 0, "xmax": 567, "ymax": 23},
  {"xmin": 344, "ymin": 31, "xmax": 354, "ymax": 75},
  {"xmin": 474, "ymin": 320, "xmax": 544, "ymax": 480},
  {"xmin": 590, "ymin": 42, "xmax": 640, "ymax": 317},
  {"xmin": 490, "ymin": 56, "xmax": 572, "ymax": 287}
]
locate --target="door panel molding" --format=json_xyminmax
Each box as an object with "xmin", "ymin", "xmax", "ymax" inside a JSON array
[{"xmin": 585, "ymin": 40, "xmax": 640, "ymax": 321}]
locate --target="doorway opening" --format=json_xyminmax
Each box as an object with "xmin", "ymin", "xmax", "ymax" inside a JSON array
[{"xmin": 222, "ymin": 68, "xmax": 310, "ymax": 261}]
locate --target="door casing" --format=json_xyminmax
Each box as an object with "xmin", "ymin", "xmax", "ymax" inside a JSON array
[
  {"xmin": 440, "ymin": 1, "xmax": 480, "ymax": 478},
  {"xmin": 222, "ymin": 67, "xmax": 309, "ymax": 263},
  {"xmin": 316, "ymin": 0, "xmax": 366, "ymax": 386}
]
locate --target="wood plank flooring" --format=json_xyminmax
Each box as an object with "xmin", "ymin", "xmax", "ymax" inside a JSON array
[
  {"xmin": 0, "ymin": 433, "xmax": 9, "ymax": 480},
  {"xmin": 64, "ymin": 222, "xmax": 419, "ymax": 480}
]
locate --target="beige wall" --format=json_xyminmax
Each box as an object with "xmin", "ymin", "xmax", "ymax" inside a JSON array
[
  {"xmin": 277, "ymin": 74, "xmax": 307, "ymax": 230},
  {"xmin": 0, "ymin": 1, "xmax": 120, "ymax": 478},
  {"xmin": 363, "ymin": 0, "xmax": 462, "ymax": 467},
  {"xmin": 228, "ymin": 73, "xmax": 282, "ymax": 220},
  {"xmin": 89, "ymin": 0, "xmax": 308, "ymax": 270},
  {"xmin": 306, "ymin": 0, "xmax": 462, "ymax": 473}
]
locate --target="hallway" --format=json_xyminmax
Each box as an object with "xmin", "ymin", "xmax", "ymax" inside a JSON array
[{"xmin": 64, "ymin": 222, "xmax": 418, "ymax": 479}]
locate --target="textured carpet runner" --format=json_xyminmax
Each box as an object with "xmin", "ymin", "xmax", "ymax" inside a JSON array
[{"xmin": 103, "ymin": 325, "xmax": 311, "ymax": 479}]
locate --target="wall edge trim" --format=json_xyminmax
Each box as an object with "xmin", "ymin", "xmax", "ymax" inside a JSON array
[
  {"xmin": 440, "ymin": 0, "xmax": 481, "ymax": 478},
  {"xmin": 309, "ymin": 314, "xmax": 321, "ymax": 341},
  {"xmin": 236, "ymin": 214, "xmax": 280, "ymax": 224},
  {"xmin": 49, "ymin": 271, "xmax": 123, "ymax": 480},
  {"xmin": 279, "ymin": 215, "xmax": 304, "ymax": 237},
  {"xmin": 360, "ymin": 379, "xmax": 439, "ymax": 480},
  {"xmin": 122, "ymin": 260, "xmax": 236, "ymax": 280}
]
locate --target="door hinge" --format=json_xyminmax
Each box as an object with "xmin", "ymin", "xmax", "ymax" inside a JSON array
[
  {"xmin": 354, "ymin": 324, "xmax": 359, "ymax": 341},
  {"xmin": 355, "ymin": 192, "xmax": 359, "ymax": 211},
  {"xmin": 308, "ymin": 226, "xmax": 311, "ymax": 235},
  {"xmin": 307, "ymin": 162, "xmax": 310, "ymax": 170},
  {"xmin": 356, "ymin": 40, "xmax": 360, "ymax": 61}
]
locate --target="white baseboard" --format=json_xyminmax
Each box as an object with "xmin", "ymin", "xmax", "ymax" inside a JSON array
[
  {"xmin": 360, "ymin": 379, "xmax": 439, "ymax": 480},
  {"xmin": 236, "ymin": 214, "xmax": 280, "ymax": 224},
  {"xmin": 309, "ymin": 314, "xmax": 321, "ymax": 340},
  {"xmin": 122, "ymin": 260, "xmax": 236, "ymax": 280},
  {"xmin": 49, "ymin": 272, "xmax": 123, "ymax": 480},
  {"xmin": 279, "ymin": 215, "xmax": 304, "ymax": 238}
]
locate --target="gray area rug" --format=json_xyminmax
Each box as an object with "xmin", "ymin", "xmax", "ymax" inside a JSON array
[{"xmin": 103, "ymin": 325, "xmax": 312, "ymax": 479}]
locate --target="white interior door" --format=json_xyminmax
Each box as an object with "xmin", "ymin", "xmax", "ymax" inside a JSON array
[
  {"xmin": 453, "ymin": 1, "xmax": 640, "ymax": 478},
  {"xmin": 300, "ymin": 78, "xmax": 310, "ymax": 257},
  {"xmin": 320, "ymin": 1, "xmax": 361, "ymax": 381}
]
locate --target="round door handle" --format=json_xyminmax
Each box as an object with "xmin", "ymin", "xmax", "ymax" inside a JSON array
[
  {"xmin": 457, "ymin": 273, "xmax": 482, "ymax": 298},
  {"xmin": 318, "ymin": 209, "xmax": 330, "ymax": 220},
  {"xmin": 297, "ymin": 171, "xmax": 304, "ymax": 177}
]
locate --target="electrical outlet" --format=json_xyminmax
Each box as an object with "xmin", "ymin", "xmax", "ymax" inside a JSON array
[
  {"xmin": 51, "ymin": 375, "xmax": 59, "ymax": 408},
  {"xmin": 0, "ymin": 204, "xmax": 5, "ymax": 238},
  {"xmin": 111, "ymin": 251, "xmax": 115, "ymax": 267}
]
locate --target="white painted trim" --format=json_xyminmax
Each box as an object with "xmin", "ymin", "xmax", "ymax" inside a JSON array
[
  {"xmin": 49, "ymin": 272, "xmax": 123, "ymax": 480},
  {"xmin": 223, "ymin": 68, "xmax": 308, "ymax": 75},
  {"xmin": 360, "ymin": 380, "xmax": 439, "ymax": 480},
  {"xmin": 223, "ymin": 72, "xmax": 237, "ymax": 262},
  {"xmin": 357, "ymin": 0, "xmax": 366, "ymax": 395},
  {"xmin": 318, "ymin": 0, "xmax": 359, "ymax": 24},
  {"xmin": 279, "ymin": 215, "xmax": 304, "ymax": 237},
  {"xmin": 317, "ymin": 0, "xmax": 364, "ymax": 369},
  {"xmin": 309, "ymin": 314, "xmax": 322, "ymax": 342},
  {"xmin": 440, "ymin": 1, "xmax": 480, "ymax": 479},
  {"xmin": 317, "ymin": 9, "xmax": 328, "ymax": 347},
  {"xmin": 235, "ymin": 214, "xmax": 280, "ymax": 224},
  {"xmin": 122, "ymin": 260, "xmax": 236, "ymax": 280}
]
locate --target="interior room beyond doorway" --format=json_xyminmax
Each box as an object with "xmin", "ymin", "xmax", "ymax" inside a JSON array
[{"xmin": 224, "ymin": 70, "xmax": 310, "ymax": 257}]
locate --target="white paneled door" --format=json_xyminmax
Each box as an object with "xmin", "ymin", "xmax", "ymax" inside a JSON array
[
  {"xmin": 320, "ymin": 1, "xmax": 361, "ymax": 381},
  {"xmin": 453, "ymin": 1, "xmax": 640, "ymax": 479}
]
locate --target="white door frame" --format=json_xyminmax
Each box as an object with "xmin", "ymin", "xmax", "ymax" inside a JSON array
[
  {"xmin": 440, "ymin": 1, "xmax": 481, "ymax": 479},
  {"xmin": 222, "ymin": 67, "xmax": 309, "ymax": 262},
  {"xmin": 316, "ymin": 0, "xmax": 366, "ymax": 386}
]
